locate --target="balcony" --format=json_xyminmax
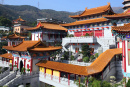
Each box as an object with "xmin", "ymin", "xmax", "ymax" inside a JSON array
[{"xmin": 39, "ymin": 72, "xmax": 78, "ymax": 87}]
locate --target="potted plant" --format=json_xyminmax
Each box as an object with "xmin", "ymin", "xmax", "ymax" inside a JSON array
[{"xmin": 27, "ymin": 69, "xmax": 30, "ymax": 73}]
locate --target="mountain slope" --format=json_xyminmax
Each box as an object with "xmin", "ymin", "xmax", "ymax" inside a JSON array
[{"xmin": 0, "ymin": 5, "xmax": 124, "ymax": 23}]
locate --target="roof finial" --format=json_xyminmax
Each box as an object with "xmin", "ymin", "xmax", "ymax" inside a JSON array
[
  {"xmin": 85, "ymin": 7, "xmax": 87, "ymax": 10},
  {"xmin": 19, "ymin": 16, "xmax": 21, "ymax": 18},
  {"xmin": 107, "ymin": 2, "xmax": 110, "ymax": 5}
]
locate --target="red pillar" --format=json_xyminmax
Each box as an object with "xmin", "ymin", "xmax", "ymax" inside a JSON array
[
  {"xmin": 24, "ymin": 59, "xmax": 26, "ymax": 72},
  {"xmin": 44, "ymin": 67, "xmax": 46, "ymax": 78},
  {"xmin": 74, "ymin": 74, "xmax": 76, "ymax": 80},
  {"xmin": 79, "ymin": 75, "xmax": 81, "ymax": 87},
  {"xmin": 68, "ymin": 73, "xmax": 70, "ymax": 85},
  {"xmin": 86, "ymin": 76, "xmax": 88, "ymax": 87},
  {"xmin": 117, "ymin": 42, "xmax": 119, "ymax": 48},
  {"xmin": 122, "ymin": 41, "xmax": 124, "ymax": 69},
  {"xmin": 30, "ymin": 58, "xmax": 33, "ymax": 73},
  {"xmin": 124, "ymin": 40, "xmax": 126, "ymax": 72},
  {"xmin": 12, "ymin": 57, "xmax": 14, "ymax": 70},
  {"xmin": 17, "ymin": 57, "xmax": 19, "ymax": 69},
  {"xmin": 59, "ymin": 71, "xmax": 61, "ymax": 83},
  {"xmin": 31, "ymin": 34, "xmax": 32, "ymax": 40},
  {"xmin": 51, "ymin": 69, "xmax": 53, "ymax": 80},
  {"xmin": 102, "ymin": 71, "xmax": 103, "ymax": 80}
]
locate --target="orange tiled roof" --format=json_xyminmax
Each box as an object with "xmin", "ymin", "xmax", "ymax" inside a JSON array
[
  {"xmin": 103, "ymin": 8, "xmax": 130, "ymax": 18},
  {"xmin": 0, "ymin": 53, "xmax": 13, "ymax": 59},
  {"xmin": 30, "ymin": 46, "xmax": 62, "ymax": 52},
  {"xmin": 61, "ymin": 18, "xmax": 108, "ymax": 26},
  {"xmin": 36, "ymin": 48, "xmax": 122, "ymax": 76},
  {"xmin": 112, "ymin": 23, "xmax": 130, "ymax": 32},
  {"xmin": 69, "ymin": 3, "xmax": 113, "ymax": 18},
  {"xmin": 3, "ymin": 40, "xmax": 43, "ymax": 51},
  {"xmin": 3, "ymin": 40, "xmax": 62, "ymax": 52},
  {"xmin": 3, "ymin": 34, "xmax": 26, "ymax": 39},
  {"xmin": 25, "ymin": 22, "xmax": 68, "ymax": 31},
  {"xmin": 13, "ymin": 16, "xmax": 25, "ymax": 22}
]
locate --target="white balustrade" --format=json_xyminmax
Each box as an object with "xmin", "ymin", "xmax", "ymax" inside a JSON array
[{"xmin": 0, "ymin": 68, "xmax": 10, "ymax": 80}]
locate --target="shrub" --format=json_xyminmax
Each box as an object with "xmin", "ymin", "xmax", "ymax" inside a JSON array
[
  {"xmin": 70, "ymin": 55, "xmax": 74, "ymax": 60},
  {"xmin": 102, "ymin": 81, "xmax": 111, "ymax": 87},
  {"xmin": 90, "ymin": 55, "xmax": 95, "ymax": 61},
  {"xmin": 83, "ymin": 57, "xmax": 89, "ymax": 62},
  {"xmin": 126, "ymin": 79, "xmax": 130, "ymax": 87},
  {"xmin": 85, "ymin": 33, "xmax": 89, "ymax": 36},
  {"xmin": 13, "ymin": 65, "xmax": 17, "ymax": 67},
  {"xmin": 27, "ymin": 69, "xmax": 30, "ymax": 72},
  {"xmin": 95, "ymin": 53, "xmax": 99, "ymax": 58}
]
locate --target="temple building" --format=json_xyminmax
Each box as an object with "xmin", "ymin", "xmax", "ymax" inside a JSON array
[
  {"xmin": 123, "ymin": 0, "xmax": 130, "ymax": 12},
  {"xmin": 13, "ymin": 16, "xmax": 29, "ymax": 34},
  {"xmin": 61, "ymin": 2, "xmax": 130, "ymax": 54},
  {"xmin": 112, "ymin": 23, "xmax": 130, "ymax": 81},
  {"xmin": 25, "ymin": 22, "xmax": 67, "ymax": 46}
]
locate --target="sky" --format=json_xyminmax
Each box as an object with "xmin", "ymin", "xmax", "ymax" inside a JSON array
[{"xmin": 3, "ymin": 0, "xmax": 124, "ymax": 12}]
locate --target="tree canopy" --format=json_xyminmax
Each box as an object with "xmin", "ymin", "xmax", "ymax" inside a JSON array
[{"xmin": 0, "ymin": 16, "xmax": 12, "ymax": 27}]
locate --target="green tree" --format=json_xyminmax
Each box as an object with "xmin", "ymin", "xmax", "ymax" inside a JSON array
[
  {"xmin": 126, "ymin": 79, "xmax": 130, "ymax": 87},
  {"xmin": 90, "ymin": 55, "xmax": 95, "ymax": 61},
  {"xmin": 95, "ymin": 53, "xmax": 99, "ymax": 58},
  {"xmin": 82, "ymin": 44, "xmax": 91, "ymax": 57},
  {"xmin": 83, "ymin": 56, "xmax": 89, "ymax": 62},
  {"xmin": 0, "ymin": 16, "xmax": 12, "ymax": 27},
  {"xmin": 102, "ymin": 81, "xmax": 111, "ymax": 87},
  {"xmin": 70, "ymin": 55, "xmax": 74, "ymax": 60},
  {"xmin": 85, "ymin": 33, "xmax": 89, "ymax": 36}
]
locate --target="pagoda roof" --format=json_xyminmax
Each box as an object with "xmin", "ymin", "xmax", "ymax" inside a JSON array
[
  {"xmin": 123, "ymin": 0, "xmax": 130, "ymax": 4},
  {"xmin": 25, "ymin": 22, "xmax": 68, "ymax": 31},
  {"xmin": 61, "ymin": 17, "xmax": 108, "ymax": 27},
  {"xmin": 112, "ymin": 23, "xmax": 130, "ymax": 32},
  {"xmin": 69, "ymin": 3, "xmax": 114, "ymax": 18},
  {"xmin": 103, "ymin": 8, "xmax": 130, "ymax": 19},
  {"xmin": 3, "ymin": 40, "xmax": 62, "ymax": 52},
  {"xmin": 36, "ymin": 48, "xmax": 122, "ymax": 76},
  {"xmin": 0, "ymin": 53, "xmax": 13, "ymax": 60},
  {"xmin": 3, "ymin": 33, "xmax": 26, "ymax": 39},
  {"xmin": 13, "ymin": 16, "xmax": 26, "ymax": 22}
]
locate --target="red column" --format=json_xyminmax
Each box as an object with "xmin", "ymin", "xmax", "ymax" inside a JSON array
[
  {"xmin": 44, "ymin": 67, "xmax": 46, "ymax": 78},
  {"xmin": 86, "ymin": 76, "xmax": 88, "ymax": 87},
  {"xmin": 17, "ymin": 57, "xmax": 19, "ymax": 69},
  {"xmin": 122, "ymin": 41, "xmax": 124, "ymax": 69},
  {"xmin": 12, "ymin": 57, "xmax": 14, "ymax": 70},
  {"xmin": 102, "ymin": 71, "xmax": 103, "ymax": 80},
  {"xmin": 68, "ymin": 73, "xmax": 70, "ymax": 85},
  {"xmin": 51, "ymin": 69, "xmax": 53, "ymax": 80},
  {"xmin": 24, "ymin": 59, "xmax": 26, "ymax": 72},
  {"xmin": 30, "ymin": 58, "xmax": 33, "ymax": 73},
  {"xmin": 79, "ymin": 75, "xmax": 81, "ymax": 87},
  {"xmin": 117, "ymin": 42, "xmax": 119, "ymax": 48},
  {"xmin": 124, "ymin": 40, "xmax": 126, "ymax": 72},
  {"xmin": 31, "ymin": 34, "xmax": 32, "ymax": 40},
  {"xmin": 59, "ymin": 71, "xmax": 61, "ymax": 83},
  {"xmin": 74, "ymin": 74, "xmax": 76, "ymax": 80}
]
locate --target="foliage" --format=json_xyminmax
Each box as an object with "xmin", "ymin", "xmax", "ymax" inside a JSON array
[
  {"xmin": 70, "ymin": 55, "xmax": 74, "ymax": 60},
  {"xmin": 0, "ymin": 41, "xmax": 8, "ymax": 54},
  {"xmin": 126, "ymin": 79, "xmax": 130, "ymax": 87},
  {"xmin": 95, "ymin": 53, "xmax": 99, "ymax": 58},
  {"xmin": 21, "ymin": 67, "xmax": 26, "ymax": 74},
  {"xmin": 63, "ymin": 51, "xmax": 69, "ymax": 60},
  {"xmin": 28, "ymin": 32, "xmax": 31, "ymax": 40},
  {"xmin": 9, "ymin": 64, "xmax": 12, "ymax": 66},
  {"xmin": 83, "ymin": 56, "xmax": 89, "ymax": 62},
  {"xmin": 13, "ymin": 65, "xmax": 17, "ymax": 67},
  {"xmin": 90, "ymin": 55, "xmax": 95, "ymax": 61},
  {"xmin": 82, "ymin": 44, "xmax": 91, "ymax": 57},
  {"xmin": 0, "ymin": 16, "xmax": 12, "ymax": 27},
  {"xmin": 85, "ymin": 33, "xmax": 89, "ymax": 36},
  {"xmin": 101, "ymin": 81, "xmax": 111, "ymax": 87},
  {"xmin": 27, "ymin": 69, "xmax": 30, "ymax": 72}
]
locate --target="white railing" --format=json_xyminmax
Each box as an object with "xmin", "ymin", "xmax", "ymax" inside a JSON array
[
  {"xmin": 39, "ymin": 72, "xmax": 77, "ymax": 87},
  {"xmin": 64, "ymin": 36, "xmax": 96, "ymax": 39},
  {"xmin": 0, "ymin": 60, "xmax": 10, "ymax": 67},
  {"xmin": 23, "ymin": 71, "xmax": 39, "ymax": 79},
  {"xmin": 0, "ymin": 68, "xmax": 10, "ymax": 80},
  {"xmin": 68, "ymin": 61, "xmax": 92, "ymax": 66},
  {"xmin": 4, "ymin": 75, "xmax": 23, "ymax": 87},
  {"xmin": 0, "ymin": 72, "xmax": 16, "ymax": 86}
]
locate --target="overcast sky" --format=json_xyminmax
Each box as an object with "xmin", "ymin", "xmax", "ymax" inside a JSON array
[{"xmin": 3, "ymin": 0, "xmax": 123, "ymax": 12}]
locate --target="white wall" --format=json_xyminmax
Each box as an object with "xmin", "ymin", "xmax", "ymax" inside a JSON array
[
  {"xmin": 104, "ymin": 28, "xmax": 113, "ymax": 38},
  {"xmin": 126, "ymin": 40, "xmax": 130, "ymax": 73}
]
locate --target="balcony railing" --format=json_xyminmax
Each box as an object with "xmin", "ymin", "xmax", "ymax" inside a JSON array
[{"xmin": 39, "ymin": 72, "xmax": 78, "ymax": 87}]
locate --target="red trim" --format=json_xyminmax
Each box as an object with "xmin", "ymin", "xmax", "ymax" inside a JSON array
[
  {"xmin": 68, "ymin": 73, "xmax": 70, "ymax": 85},
  {"xmin": 106, "ymin": 27, "xmax": 109, "ymax": 28},
  {"xmin": 128, "ymin": 42, "xmax": 130, "ymax": 65},
  {"xmin": 122, "ymin": 41, "xmax": 124, "ymax": 69},
  {"xmin": 31, "ymin": 34, "xmax": 32, "ymax": 40},
  {"xmin": 91, "ymin": 28, "xmax": 94, "ymax": 29},
  {"xmin": 96, "ymin": 28, "xmax": 99, "ymax": 29},
  {"xmin": 44, "ymin": 67, "xmax": 46, "ymax": 78}
]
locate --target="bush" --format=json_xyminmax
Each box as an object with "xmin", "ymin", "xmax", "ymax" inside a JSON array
[
  {"xmin": 85, "ymin": 33, "xmax": 89, "ymax": 36},
  {"xmin": 95, "ymin": 53, "xmax": 99, "ymax": 58},
  {"xmin": 83, "ymin": 57, "xmax": 89, "ymax": 62},
  {"xmin": 13, "ymin": 65, "xmax": 17, "ymax": 67},
  {"xmin": 70, "ymin": 55, "xmax": 74, "ymax": 60},
  {"xmin": 102, "ymin": 81, "xmax": 111, "ymax": 87},
  {"xmin": 126, "ymin": 79, "xmax": 130, "ymax": 87},
  {"xmin": 90, "ymin": 55, "xmax": 95, "ymax": 61}
]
